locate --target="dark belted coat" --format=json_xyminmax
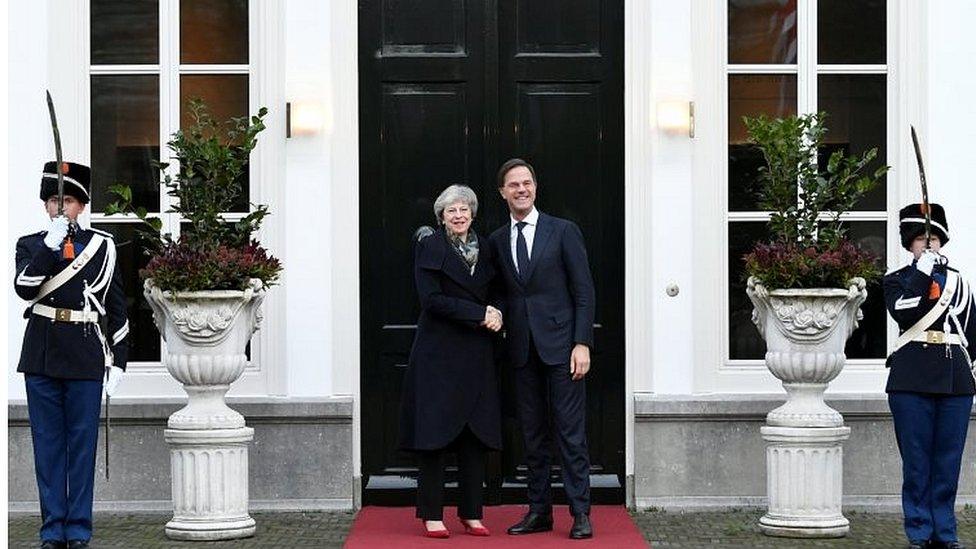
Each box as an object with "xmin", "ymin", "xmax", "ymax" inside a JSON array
[
  {"xmin": 398, "ymin": 229, "xmax": 502, "ymax": 451},
  {"xmin": 15, "ymin": 227, "xmax": 130, "ymax": 380},
  {"xmin": 884, "ymin": 263, "xmax": 976, "ymax": 395}
]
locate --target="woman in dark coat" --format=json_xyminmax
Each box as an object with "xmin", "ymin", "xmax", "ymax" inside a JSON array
[{"xmin": 398, "ymin": 184, "xmax": 503, "ymax": 538}]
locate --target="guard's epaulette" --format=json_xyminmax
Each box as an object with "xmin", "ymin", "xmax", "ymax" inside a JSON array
[
  {"xmin": 19, "ymin": 231, "xmax": 46, "ymax": 241},
  {"xmin": 884, "ymin": 264, "xmax": 912, "ymax": 277},
  {"xmin": 90, "ymin": 227, "xmax": 115, "ymax": 239}
]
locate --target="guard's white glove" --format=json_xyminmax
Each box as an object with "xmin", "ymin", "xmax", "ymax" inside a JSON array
[
  {"xmin": 916, "ymin": 250, "xmax": 938, "ymax": 276},
  {"xmin": 104, "ymin": 366, "xmax": 124, "ymax": 396},
  {"xmin": 43, "ymin": 215, "xmax": 70, "ymax": 251}
]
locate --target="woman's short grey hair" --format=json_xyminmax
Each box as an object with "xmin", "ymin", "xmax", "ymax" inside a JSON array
[{"xmin": 433, "ymin": 184, "xmax": 478, "ymax": 222}]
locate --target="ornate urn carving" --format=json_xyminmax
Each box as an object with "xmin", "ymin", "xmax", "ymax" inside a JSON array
[{"xmin": 747, "ymin": 277, "xmax": 867, "ymax": 427}]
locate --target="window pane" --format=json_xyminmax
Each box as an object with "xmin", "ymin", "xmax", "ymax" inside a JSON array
[
  {"xmin": 180, "ymin": 75, "xmax": 250, "ymax": 211},
  {"xmin": 818, "ymin": 0, "xmax": 886, "ymax": 64},
  {"xmin": 841, "ymin": 221, "xmax": 887, "ymax": 359},
  {"xmin": 91, "ymin": 0, "xmax": 159, "ymax": 64},
  {"xmin": 729, "ymin": 221, "xmax": 770, "ymax": 360},
  {"xmin": 91, "ymin": 75, "xmax": 161, "ymax": 212},
  {"xmin": 729, "ymin": 74, "xmax": 797, "ymax": 211},
  {"xmin": 181, "ymin": 0, "xmax": 249, "ymax": 64},
  {"xmin": 818, "ymin": 75, "xmax": 887, "ymax": 211},
  {"xmin": 729, "ymin": 0, "xmax": 797, "ymax": 64},
  {"xmin": 92, "ymin": 222, "xmax": 160, "ymax": 363}
]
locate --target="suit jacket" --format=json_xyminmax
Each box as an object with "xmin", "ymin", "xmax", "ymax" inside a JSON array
[
  {"xmin": 15, "ymin": 227, "xmax": 130, "ymax": 380},
  {"xmin": 398, "ymin": 229, "xmax": 502, "ymax": 451},
  {"xmin": 884, "ymin": 263, "xmax": 976, "ymax": 395},
  {"xmin": 489, "ymin": 212, "xmax": 595, "ymax": 367}
]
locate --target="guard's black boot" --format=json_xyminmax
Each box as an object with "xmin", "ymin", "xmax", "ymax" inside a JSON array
[
  {"xmin": 506, "ymin": 511, "xmax": 553, "ymax": 535},
  {"xmin": 570, "ymin": 513, "xmax": 593, "ymax": 539},
  {"xmin": 40, "ymin": 541, "xmax": 66, "ymax": 549},
  {"xmin": 67, "ymin": 540, "xmax": 90, "ymax": 549}
]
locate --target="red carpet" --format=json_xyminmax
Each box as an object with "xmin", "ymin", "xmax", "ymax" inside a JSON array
[{"xmin": 344, "ymin": 505, "xmax": 648, "ymax": 548}]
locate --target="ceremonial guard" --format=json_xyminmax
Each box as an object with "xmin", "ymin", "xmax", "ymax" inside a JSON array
[
  {"xmin": 14, "ymin": 161, "xmax": 129, "ymax": 549},
  {"xmin": 885, "ymin": 203, "xmax": 976, "ymax": 549}
]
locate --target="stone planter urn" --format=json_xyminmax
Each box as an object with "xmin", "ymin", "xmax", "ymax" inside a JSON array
[
  {"xmin": 144, "ymin": 278, "xmax": 265, "ymax": 541},
  {"xmin": 746, "ymin": 276, "xmax": 868, "ymax": 538}
]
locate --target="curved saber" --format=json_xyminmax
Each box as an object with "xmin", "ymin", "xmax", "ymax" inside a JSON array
[
  {"xmin": 910, "ymin": 125, "xmax": 932, "ymax": 250},
  {"xmin": 45, "ymin": 90, "xmax": 66, "ymax": 215}
]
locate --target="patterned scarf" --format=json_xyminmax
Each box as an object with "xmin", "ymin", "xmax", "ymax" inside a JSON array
[{"xmin": 447, "ymin": 228, "xmax": 479, "ymax": 273}]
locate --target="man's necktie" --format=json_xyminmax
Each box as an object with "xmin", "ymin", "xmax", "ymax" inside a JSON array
[{"xmin": 516, "ymin": 221, "xmax": 529, "ymax": 280}]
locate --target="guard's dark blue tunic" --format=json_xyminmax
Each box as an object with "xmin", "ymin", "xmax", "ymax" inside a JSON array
[
  {"xmin": 14, "ymin": 226, "xmax": 129, "ymax": 544},
  {"xmin": 15, "ymin": 228, "xmax": 130, "ymax": 378},
  {"xmin": 885, "ymin": 264, "xmax": 976, "ymax": 394},
  {"xmin": 884, "ymin": 262, "xmax": 976, "ymax": 544}
]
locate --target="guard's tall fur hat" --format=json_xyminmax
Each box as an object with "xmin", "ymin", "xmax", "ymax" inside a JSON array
[
  {"xmin": 899, "ymin": 202, "xmax": 949, "ymax": 250},
  {"xmin": 40, "ymin": 161, "xmax": 91, "ymax": 204}
]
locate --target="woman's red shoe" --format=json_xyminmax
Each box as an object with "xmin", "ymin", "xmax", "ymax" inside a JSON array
[
  {"xmin": 463, "ymin": 523, "xmax": 490, "ymax": 536},
  {"xmin": 422, "ymin": 521, "xmax": 450, "ymax": 538}
]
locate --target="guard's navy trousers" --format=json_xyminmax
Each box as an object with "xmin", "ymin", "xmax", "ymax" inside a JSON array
[
  {"xmin": 26, "ymin": 374, "xmax": 102, "ymax": 543},
  {"xmin": 889, "ymin": 391, "xmax": 973, "ymax": 544}
]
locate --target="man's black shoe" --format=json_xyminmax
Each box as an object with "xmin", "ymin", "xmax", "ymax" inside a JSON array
[
  {"xmin": 40, "ymin": 541, "xmax": 66, "ymax": 549},
  {"xmin": 506, "ymin": 512, "xmax": 553, "ymax": 535},
  {"xmin": 570, "ymin": 513, "xmax": 593, "ymax": 539},
  {"xmin": 67, "ymin": 541, "xmax": 90, "ymax": 549},
  {"xmin": 942, "ymin": 542, "xmax": 966, "ymax": 549}
]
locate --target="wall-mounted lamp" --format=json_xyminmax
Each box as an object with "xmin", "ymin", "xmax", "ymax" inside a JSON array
[
  {"xmin": 286, "ymin": 100, "xmax": 326, "ymax": 138},
  {"xmin": 656, "ymin": 100, "xmax": 695, "ymax": 138}
]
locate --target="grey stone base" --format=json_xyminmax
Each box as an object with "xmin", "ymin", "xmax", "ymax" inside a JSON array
[
  {"xmin": 634, "ymin": 393, "xmax": 976, "ymax": 510},
  {"xmin": 9, "ymin": 397, "xmax": 354, "ymax": 512}
]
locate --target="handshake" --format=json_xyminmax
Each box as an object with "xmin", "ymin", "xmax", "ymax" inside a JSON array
[{"xmin": 482, "ymin": 305, "xmax": 503, "ymax": 332}]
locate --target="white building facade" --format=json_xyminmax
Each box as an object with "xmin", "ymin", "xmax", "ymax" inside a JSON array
[{"xmin": 8, "ymin": 0, "xmax": 976, "ymax": 511}]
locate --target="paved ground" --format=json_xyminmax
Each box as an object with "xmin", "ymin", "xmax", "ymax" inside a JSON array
[{"xmin": 9, "ymin": 508, "xmax": 976, "ymax": 548}]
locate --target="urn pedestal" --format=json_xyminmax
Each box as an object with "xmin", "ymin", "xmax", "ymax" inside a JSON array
[
  {"xmin": 145, "ymin": 279, "xmax": 265, "ymax": 541},
  {"xmin": 747, "ymin": 277, "xmax": 867, "ymax": 538}
]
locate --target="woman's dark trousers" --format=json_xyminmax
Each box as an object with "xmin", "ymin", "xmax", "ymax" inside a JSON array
[
  {"xmin": 889, "ymin": 391, "xmax": 973, "ymax": 544},
  {"xmin": 416, "ymin": 426, "xmax": 487, "ymax": 520}
]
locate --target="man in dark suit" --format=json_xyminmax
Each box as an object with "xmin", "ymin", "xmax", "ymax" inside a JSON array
[{"xmin": 489, "ymin": 158, "xmax": 596, "ymax": 540}]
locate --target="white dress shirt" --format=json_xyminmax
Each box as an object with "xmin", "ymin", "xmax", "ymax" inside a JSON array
[{"xmin": 509, "ymin": 207, "xmax": 539, "ymax": 273}]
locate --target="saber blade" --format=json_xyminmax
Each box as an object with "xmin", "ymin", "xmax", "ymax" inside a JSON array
[
  {"xmin": 910, "ymin": 125, "xmax": 933, "ymax": 249},
  {"xmin": 45, "ymin": 90, "xmax": 66, "ymax": 216}
]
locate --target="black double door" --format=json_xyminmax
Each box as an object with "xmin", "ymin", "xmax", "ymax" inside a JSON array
[{"xmin": 359, "ymin": 0, "xmax": 624, "ymax": 505}]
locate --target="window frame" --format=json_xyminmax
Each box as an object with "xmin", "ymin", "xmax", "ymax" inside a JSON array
[
  {"xmin": 56, "ymin": 0, "xmax": 287, "ymax": 397},
  {"xmin": 691, "ymin": 0, "xmax": 926, "ymax": 393}
]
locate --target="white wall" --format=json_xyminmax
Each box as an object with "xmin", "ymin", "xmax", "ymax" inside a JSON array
[
  {"xmin": 928, "ymin": 0, "xmax": 976, "ymax": 277},
  {"xmin": 7, "ymin": 0, "xmax": 51, "ymax": 401},
  {"xmin": 283, "ymin": 0, "xmax": 359, "ymax": 399}
]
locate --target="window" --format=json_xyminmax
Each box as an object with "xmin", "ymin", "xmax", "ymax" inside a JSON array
[
  {"xmin": 88, "ymin": 0, "xmax": 252, "ymax": 364},
  {"xmin": 725, "ymin": 0, "xmax": 889, "ymax": 363}
]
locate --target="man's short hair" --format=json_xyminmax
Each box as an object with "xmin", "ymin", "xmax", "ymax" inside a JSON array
[{"xmin": 497, "ymin": 158, "xmax": 537, "ymax": 188}]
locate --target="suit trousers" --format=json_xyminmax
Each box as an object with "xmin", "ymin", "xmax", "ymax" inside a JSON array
[
  {"xmin": 515, "ymin": 339, "xmax": 591, "ymax": 516},
  {"xmin": 25, "ymin": 374, "xmax": 103, "ymax": 543},
  {"xmin": 415, "ymin": 426, "xmax": 488, "ymax": 520},
  {"xmin": 889, "ymin": 391, "xmax": 973, "ymax": 544}
]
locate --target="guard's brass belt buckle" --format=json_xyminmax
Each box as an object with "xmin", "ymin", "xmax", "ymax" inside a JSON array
[
  {"xmin": 926, "ymin": 330, "xmax": 945, "ymax": 344},
  {"xmin": 54, "ymin": 308, "xmax": 72, "ymax": 322}
]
